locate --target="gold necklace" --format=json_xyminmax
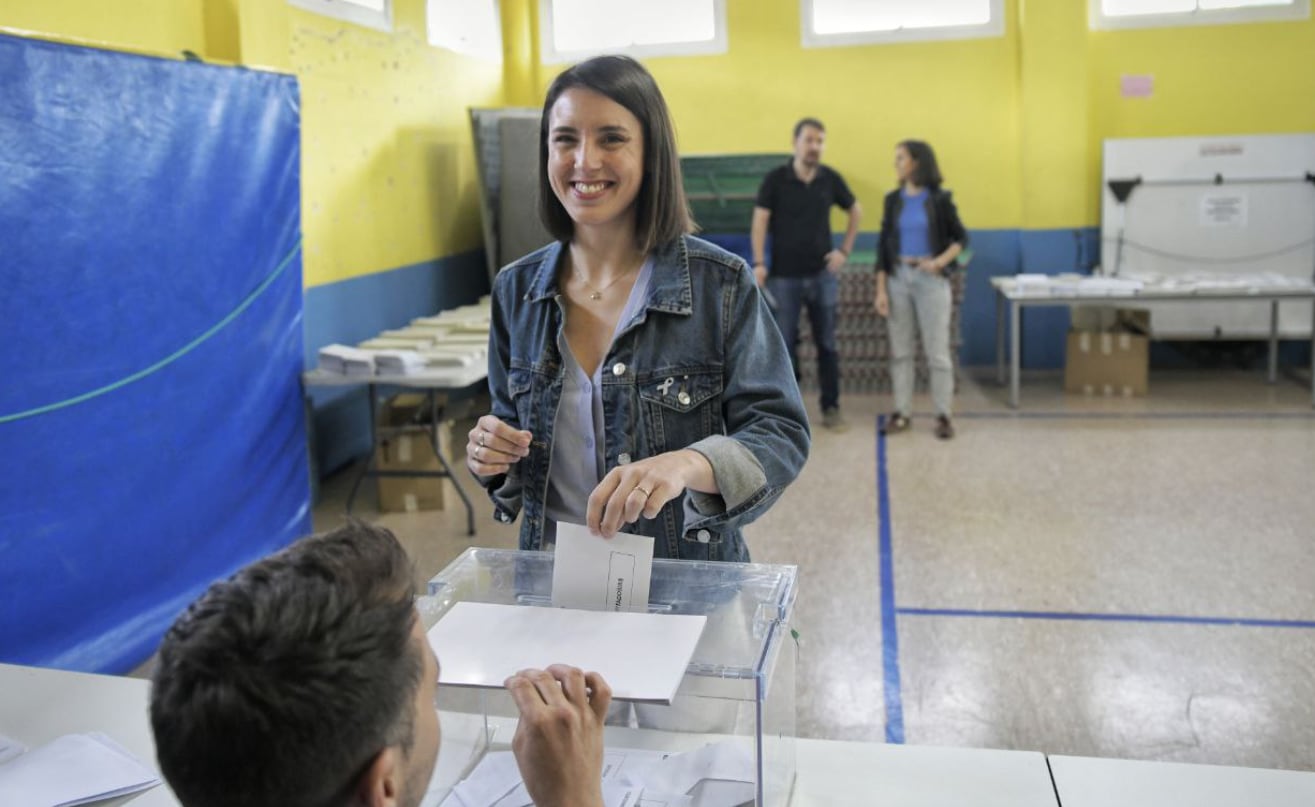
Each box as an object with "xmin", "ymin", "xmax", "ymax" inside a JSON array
[{"xmin": 573, "ymin": 260, "xmax": 640, "ymax": 301}]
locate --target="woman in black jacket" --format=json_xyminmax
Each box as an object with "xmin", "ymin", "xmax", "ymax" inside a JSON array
[{"xmin": 874, "ymin": 140, "xmax": 968, "ymax": 439}]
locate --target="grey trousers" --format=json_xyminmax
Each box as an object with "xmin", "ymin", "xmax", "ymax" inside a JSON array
[{"xmin": 888, "ymin": 264, "xmax": 954, "ymax": 418}]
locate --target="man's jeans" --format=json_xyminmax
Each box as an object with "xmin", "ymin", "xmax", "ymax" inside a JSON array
[
  {"xmin": 887, "ymin": 264, "xmax": 953, "ymax": 417},
  {"xmin": 767, "ymin": 271, "xmax": 840, "ymax": 412}
]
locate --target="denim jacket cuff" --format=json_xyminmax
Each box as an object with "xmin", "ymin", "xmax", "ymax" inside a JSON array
[{"xmin": 686, "ymin": 435, "xmax": 767, "ymax": 515}]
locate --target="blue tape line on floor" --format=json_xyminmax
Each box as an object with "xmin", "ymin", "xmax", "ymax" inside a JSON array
[
  {"xmin": 877, "ymin": 415, "xmax": 906, "ymax": 744},
  {"xmin": 953, "ymin": 410, "xmax": 1315, "ymax": 420},
  {"xmin": 897, "ymin": 607, "xmax": 1315, "ymax": 629}
]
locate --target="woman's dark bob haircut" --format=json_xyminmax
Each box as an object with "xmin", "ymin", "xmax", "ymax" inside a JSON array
[
  {"xmin": 898, "ymin": 139, "xmax": 945, "ymax": 190},
  {"xmin": 539, "ymin": 55, "xmax": 694, "ymax": 252}
]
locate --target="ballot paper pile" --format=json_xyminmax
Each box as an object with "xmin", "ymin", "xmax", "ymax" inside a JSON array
[
  {"xmin": 0, "ymin": 732, "xmax": 161, "ymax": 807},
  {"xmin": 316, "ymin": 297, "xmax": 493, "ymax": 376},
  {"xmin": 433, "ymin": 742, "xmax": 757, "ymax": 807}
]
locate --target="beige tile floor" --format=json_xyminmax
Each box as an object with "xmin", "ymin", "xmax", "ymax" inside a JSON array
[{"xmin": 306, "ymin": 365, "xmax": 1315, "ymax": 771}]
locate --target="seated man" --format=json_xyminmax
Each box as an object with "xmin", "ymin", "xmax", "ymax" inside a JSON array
[{"xmin": 149, "ymin": 521, "xmax": 610, "ymax": 807}]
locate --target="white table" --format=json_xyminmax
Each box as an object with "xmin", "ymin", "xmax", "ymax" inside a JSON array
[
  {"xmin": 1049, "ymin": 754, "xmax": 1315, "ymax": 807},
  {"xmin": 0, "ymin": 664, "xmax": 173, "ymax": 807},
  {"xmin": 990, "ymin": 277, "xmax": 1315, "ymax": 408},
  {"xmin": 6, "ymin": 663, "xmax": 1313, "ymax": 807},
  {"xmin": 303, "ymin": 365, "xmax": 489, "ymax": 534}
]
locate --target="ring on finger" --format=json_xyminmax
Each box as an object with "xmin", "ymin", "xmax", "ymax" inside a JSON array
[
  {"xmin": 634, "ymin": 485, "xmax": 651, "ymax": 498},
  {"xmin": 475, "ymin": 446, "xmax": 482, "ymax": 461},
  {"xmin": 478, "ymin": 431, "xmax": 486, "ymax": 448}
]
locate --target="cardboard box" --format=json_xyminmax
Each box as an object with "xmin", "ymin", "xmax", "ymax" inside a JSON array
[
  {"xmin": 1065, "ymin": 328, "xmax": 1148, "ymax": 396},
  {"xmin": 376, "ymin": 429, "xmax": 446, "ymax": 513},
  {"xmin": 375, "ymin": 394, "xmax": 446, "ymax": 513}
]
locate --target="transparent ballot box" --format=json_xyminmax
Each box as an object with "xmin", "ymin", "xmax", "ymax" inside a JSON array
[{"xmin": 420, "ymin": 547, "xmax": 798, "ymax": 807}]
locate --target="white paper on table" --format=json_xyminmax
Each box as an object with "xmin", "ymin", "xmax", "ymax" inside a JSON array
[
  {"xmin": 0, "ymin": 733, "xmax": 27, "ymax": 765},
  {"xmin": 0, "ymin": 732, "xmax": 160, "ymax": 807},
  {"xmin": 552, "ymin": 522, "xmax": 655, "ymax": 612},
  {"xmin": 428, "ymin": 602, "xmax": 705, "ymax": 704},
  {"xmin": 644, "ymin": 742, "xmax": 756, "ymax": 798}
]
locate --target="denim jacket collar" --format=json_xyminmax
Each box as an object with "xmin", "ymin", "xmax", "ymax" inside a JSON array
[{"xmin": 522, "ymin": 238, "xmax": 694, "ymax": 317}]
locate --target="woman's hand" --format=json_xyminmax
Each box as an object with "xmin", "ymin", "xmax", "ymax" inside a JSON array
[
  {"xmin": 916, "ymin": 257, "xmax": 944, "ymax": 275},
  {"xmin": 467, "ymin": 414, "xmax": 532, "ymax": 476},
  {"xmin": 824, "ymin": 249, "xmax": 847, "ymax": 274},
  {"xmin": 874, "ymin": 289, "xmax": 890, "ymax": 318},
  {"xmin": 586, "ymin": 449, "xmax": 714, "ymax": 537}
]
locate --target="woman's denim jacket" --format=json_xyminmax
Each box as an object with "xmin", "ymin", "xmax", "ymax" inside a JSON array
[{"xmin": 480, "ymin": 235, "xmax": 810, "ymax": 562}]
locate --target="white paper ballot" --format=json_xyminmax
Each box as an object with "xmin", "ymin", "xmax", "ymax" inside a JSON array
[
  {"xmin": 552, "ymin": 522, "xmax": 655, "ymax": 612},
  {"xmin": 0, "ymin": 732, "xmax": 160, "ymax": 807},
  {"xmin": 428, "ymin": 602, "xmax": 706, "ymax": 704}
]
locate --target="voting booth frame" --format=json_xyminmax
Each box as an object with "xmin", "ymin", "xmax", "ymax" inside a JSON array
[{"xmin": 421, "ymin": 548, "xmax": 799, "ymax": 807}]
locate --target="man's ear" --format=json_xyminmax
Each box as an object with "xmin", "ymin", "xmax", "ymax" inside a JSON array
[{"xmin": 355, "ymin": 747, "xmax": 403, "ymax": 807}]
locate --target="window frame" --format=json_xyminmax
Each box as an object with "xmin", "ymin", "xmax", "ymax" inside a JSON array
[
  {"xmin": 538, "ymin": 0, "xmax": 728, "ymax": 64},
  {"xmin": 1089, "ymin": 0, "xmax": 1310, "ymax": 31},
  {"xmin": 287, "ymin": 0, "xmax": 393, "ymax": 33},
  {"xmin": 800, "ymin": 0, "xmax": 1006, "ymax": 48}
]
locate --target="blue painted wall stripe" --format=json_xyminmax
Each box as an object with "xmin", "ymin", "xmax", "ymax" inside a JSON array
[
  {"xmin": 876, "ymin": 415, "xmax": 906, "ymax": 744},
  {"xmin": 897, "ymin": 607, "xmax": 1315, "ymax": 630}
]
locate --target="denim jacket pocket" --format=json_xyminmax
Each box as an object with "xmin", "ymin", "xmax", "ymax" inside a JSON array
[{"xmin": 637, "ymin": 368, "xmax": 723, "ymax": 453}]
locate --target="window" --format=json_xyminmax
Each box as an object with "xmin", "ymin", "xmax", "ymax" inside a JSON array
[
  {"xmin": 802, "ymin": 0, "xmax": 1005, "ymax": 47},
  {"xmin": 287, "ymin": 0, "xmax": 393, "ymax": 33},
  {"xmin": 539, "ymin": 0, "xmax": 726, "ymax": 63},
  {"xmin": 428, "ymin": 0, "xmax": 502, "ymax": 60},
  {"xmin": 1091, "ymin": 0, "xmax": 1309, "ymax": 30}
]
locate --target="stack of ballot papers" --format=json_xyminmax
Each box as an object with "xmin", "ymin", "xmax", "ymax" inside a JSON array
[
  {"xmin": 432, "ymin": 743, "xmax": 756, "ymax": 807},
  {"xmin": 372, "ymin": 350, "xmax": 429, "ymax": 375},
  {"xmin": 0, "ymin": 732, "xmax": 161, "ymax": 807},
  {"xmin": 318, "ymin": 343, "xmax": 375, "ymax": 376}
]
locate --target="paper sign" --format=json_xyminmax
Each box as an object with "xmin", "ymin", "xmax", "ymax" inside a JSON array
[
  {"xmin": 1200, "ymin": 193, "xmax": 1248, "ymax": 227},
  {"xmin": 552, "ymin": 522, "xmax": 654, "ymax": 612}
]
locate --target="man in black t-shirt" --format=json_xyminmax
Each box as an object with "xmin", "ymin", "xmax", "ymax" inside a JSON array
[{"xmin": 751, "ymin": 118, "xmax": 862, "ymax": 431}]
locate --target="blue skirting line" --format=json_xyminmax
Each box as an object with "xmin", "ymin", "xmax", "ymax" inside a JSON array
[
  {"xmin": 897, "ymin": 607, "xmax": 1315, "ymax": 629},
  {"xmin": 876, "ymin": 415, "xmax": 905, "ymax": 744}
]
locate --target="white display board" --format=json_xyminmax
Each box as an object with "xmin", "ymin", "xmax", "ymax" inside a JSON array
[{"xmin": 1101, "ymin": 134, "xmax": 1315, "ymax": 338}]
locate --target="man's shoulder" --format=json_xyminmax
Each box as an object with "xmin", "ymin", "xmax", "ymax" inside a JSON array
[{"xmin": 818, "ymin": 163, "xmax": 850, "ymax": 184}]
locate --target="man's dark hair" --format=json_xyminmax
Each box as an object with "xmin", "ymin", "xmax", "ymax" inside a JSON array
[
  {"xmin": 150, "ymin": 521, "xmax": 421, "ymax": 807},
  {"xmin": 793, "ymin": 117, "xmax": 825, "ymax": 140},
  {"xmin": 539, "ymin": 54, "xmax": 694, "ymax": 253},
  {"xmin": 899, "ymin": 139, "xmax": 945, "ymax": 190}
]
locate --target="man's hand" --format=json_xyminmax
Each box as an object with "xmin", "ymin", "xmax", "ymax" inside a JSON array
[
  {"xmin": 506, "ymin": 666, "xmax": 611, "ymax": 807},
  {"xmin": 824, "ymin": 250, "xmax": 847, "ymax": 274},
  {"xmin": 874, "ymin": 289, "xmax": 890, "ymax": 318}
]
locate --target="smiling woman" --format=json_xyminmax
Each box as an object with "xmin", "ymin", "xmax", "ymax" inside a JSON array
[{"xmin": 465, "ymin": 55, "xmax": 811, "ymax": 562}]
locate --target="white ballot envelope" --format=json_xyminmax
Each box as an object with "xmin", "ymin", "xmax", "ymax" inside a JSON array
[{"xmin": 552, "ymin": 522, "xmax": 655, "ymax": 612}]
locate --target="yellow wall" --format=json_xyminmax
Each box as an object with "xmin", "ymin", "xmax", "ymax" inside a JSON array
[
  {"xmin": 526, "ymin": 0, "xmax": 1315, "ymax": 233},
  {"xmin": 1, "ymin": 0, "xmax": 206, "ymax": 57},
  {"xmin": 3, "ymin": 0, "xmax": 504, "ymax": 288},
  {"xmin": 6, "ymin": 1, "xmax": 1314, "ymax": 259}
]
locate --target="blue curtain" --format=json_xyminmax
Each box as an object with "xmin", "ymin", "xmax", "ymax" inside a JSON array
[{"xmin": 0, "ymin": 33, "xmax": 310, "ymax": 673}]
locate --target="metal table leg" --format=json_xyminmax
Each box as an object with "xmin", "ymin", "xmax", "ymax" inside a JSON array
[
  {"xmin": 426, "ymin": 392, "xmax": 476, "ymax": 537},
  {"xmin": 1268, "ymin": 300, "xmax": 1279, "ymax": 384},
  {"xmin": 1310, "ymin": 299, "xmax": 1314, "ymax": 408},
  {"xmin": 345, "ymin": 383, "xmax": 378, "ymax": 514},
  {"xmin": 996, "ymin": 290, "xmax": 1006, "ymax": 385},
  {"xmin": 1010, "ymin": 300, "xmax": 1021, "ymax": 409}
]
